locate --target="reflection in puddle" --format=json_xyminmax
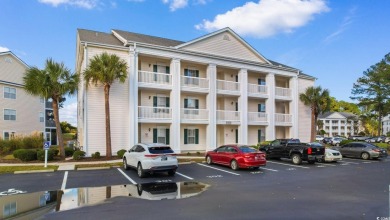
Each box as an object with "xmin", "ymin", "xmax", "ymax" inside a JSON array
[{"xmin": 0, "ymin": 181, "xmax": 209, "ymax": 219}]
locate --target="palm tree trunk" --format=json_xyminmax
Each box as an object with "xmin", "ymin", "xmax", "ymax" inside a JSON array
[
  {"xmin": 52, "ymin": 98, "xmax": 65, "ymax": 160},
  {"xmin": 104, "ymin": 85, "xmax": 112, "ymax": 158},
  {"xmin": 311, "ymin": 105, "xmax": 316, "ymax": 142}
]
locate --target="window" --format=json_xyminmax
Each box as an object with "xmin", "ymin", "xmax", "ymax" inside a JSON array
[
  {"xmin": 153, "ymin": 64, "xmax": 170, "ymax": 82},
  {"xmin": 258, "ymin": 78, "xmax": 266, "ymax": 85},
  {"xmin": 258, "ymin": 103, "xmax": 265, "ymax": 112},
  {"xmin": 40, "ymin": 97, "xmax": 45, "ymax": 103},
  {"xmin": 184, "ymin": 68, "xmax": 199, "ymax": 85},
  {"xmin": 4, "ymin": 109, "xmax": 16, "ymax": 120},
  {"xmin": 3, "ymin": 131, "xmax": 15, "ymax": 140},
  {"xmin": 184, "ymin": 128, "xmax": 199, "ymax": 144},
  {"xmin": 153, "ymin": 128, "xmax": 169, "ymax": 145},
  {"xmin": 39, "ymin": 112, "xmax": 44, "ymax": 122},
  {"xmin": 4, "ymin": 202, "xmax": 17, "ymax": 217},
  {"xmin": 39, "ymin": 195, "xmax": 47, "ymax": 207},
  {"xmin": 153, "ymin": 96, "xmax": 170, "ymax": 113},
  {"xmin": 4, "ymin": 87, "xmax": 16, "ymax": 99},
  {"xmin": 184, "ymin": 98, "xmax": 199, "ymax": 114}
]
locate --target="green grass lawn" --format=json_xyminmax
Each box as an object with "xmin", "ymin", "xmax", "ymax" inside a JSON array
[{"xmin": 0, "ymin": 165, "xmax": 58, "ymax": 174}]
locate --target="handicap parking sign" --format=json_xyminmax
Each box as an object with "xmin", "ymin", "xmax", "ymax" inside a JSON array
[{"xmin": 43, "ymin": 141, "xmax": 51, "ymax": 150}]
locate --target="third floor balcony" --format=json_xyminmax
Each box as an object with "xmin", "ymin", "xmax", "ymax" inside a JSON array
[
  {"xmin": 217, "ymin": 80, "xmax": 240, "ymax": 96},
  {"xmin": 138, "ymin": 106, "xmax": 172, "ymax": 123},
  {"xmin": 138, "ymin": 71, "xmax": 172, "ymax": 90},
  {"xmin": 247, "ymin": 84, "xmax": 268, "ymax": 98},
  {"xmin": 181, "ymin": 76, "xmax": 209, "ymax": 93},
  {"xmin": 275, "ymin": 113, "xmax": 292, "ymax": 126},
  {"xmin": 275, "ymin": 87, "xmax": 292, "ymax": 100},
  {"xmin": 248, "ymin": 112, "xmax": 268, "ymax": 125}
]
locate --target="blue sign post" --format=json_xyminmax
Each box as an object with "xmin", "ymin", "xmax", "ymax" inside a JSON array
[{"xmin": 43, "ymin": 141, "xmax": 51, "ymax": 168}]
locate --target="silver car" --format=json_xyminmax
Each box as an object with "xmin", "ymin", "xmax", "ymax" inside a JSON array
[{"xmin": 333, "ymin": 142, "xmax": 388, "ymax": 160}]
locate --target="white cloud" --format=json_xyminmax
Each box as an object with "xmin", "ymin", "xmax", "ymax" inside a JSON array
[
  {"xmin": 38, "ymin": 0, "xmax": 99, "ymax": 9},
  {"xmin": 195, "ymin": 0, "xmax": 329, "ymax": 38},
  {"xmin": 0, "ymin": 46, "xmax": 10, "ymax": 52},
  {"xmin": 324, "ymin": 6, "xmax": 357, "ymax": 43},
  {"xmin": 162, "ymin": 0, "xmax": 188, "ymax": 11},
  {"xmin": 60, "ymin": 102, "xmax": 77, "ymax": 126}
]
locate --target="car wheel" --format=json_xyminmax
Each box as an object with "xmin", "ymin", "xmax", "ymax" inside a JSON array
[
  {"xmin": 308, "ymin": 160, "xmax": 316, "ymax": 164},
  {"xmin": 168, "ymin": 170, "xmax": 176, "ymax": 176},
  {"xmin": 361, "ymin": 152, "xmax": 370, "ymax": 160},
  {"xmin": 291, "ymin": 154, "xmax": 302, "ymax": 165},
  {"xmin": 123, "ymin": 158, "xmax": 129, "ymax": 170},
  {"xmin": 230, "ymin": 160, "xmax": 239, "ymax": 170},
  {"xmin": 206, "ymin": 156, "xmax": 212, "ymax": 165},
  {"xmin": 137, "ymin": 163, "xmax": 146, "ymax": 178},
  {"xmin": 316, "ymin": 157, "xmax": 323, "ymax": 163},
  {"xmin": 137, "ymin": 184, "xmax": 143, "ymax": 196}
]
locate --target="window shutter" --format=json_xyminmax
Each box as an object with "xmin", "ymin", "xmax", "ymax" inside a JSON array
[
  {"xmin": 153, "ymin": 96, "xmax": 157, "ymax": 107},
  {"xmin": 195, "ymin": 70, "xmax": 199, "ymax": 77},
  {"xmin": 184, "ymin": 129, "xmax": 188, "ymax": 144},
  {"xmin": 195, "ymin": 129, "xmax": 199, "ymax": 144},
  {"xmin": 258, "ymin": 104, "xmax": 261, "ymax": 112},
  {"xmin": 258, "ymin": 130, "xmax": 261, "ymax": 143},
  {"xmin": 153, "ymin": 129, "xmax": 157, "ymax": 143},
  {"xmin": 195, "ymin": 99, "xmax": 199, "ymax": 109},
  {"xmin": 184, "ymin": 99, "xmax": 188, "ymax": 108},
  {"xmin": 166, "ymin": 97, "xmax": 170, "ymax": 107},
  {"xmin": 184, "ymin": 69, "xmax": 189, "ymax": 76},
  {"xmin": 166, "ymin": 129, "xmax": 170, "ymax": 145},
  {"xmin": 235, "ymin": 129, "xmax": 238, "ymax": 144},
  {"xmin": 166, "ymin": 66, "xmax": 170, "ymax": 74},
  {"xmin": 153, "ymin": 65, "xmax": 157, "ymax": 72},
  {"xmin": 235, "ymin": 102, "xmax": 238, "ymax": 111}
]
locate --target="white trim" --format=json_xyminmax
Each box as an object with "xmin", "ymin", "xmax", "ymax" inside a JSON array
[
  {"xmin": 3, "ymin": 108, "xmax": 16, "ymax": 121},
  {"xmin": 3, "ymin": 86, "xmax": 17, "ymax": 100}
]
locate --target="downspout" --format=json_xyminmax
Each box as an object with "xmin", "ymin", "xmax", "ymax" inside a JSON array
[{"xmin": 83, "ymin": 42, "xmax": 88, "ymax": 155}]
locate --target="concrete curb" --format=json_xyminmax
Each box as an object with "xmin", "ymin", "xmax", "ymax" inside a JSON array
[
  {"xmin": 77, "ymin": 167, "xmax": 110, "ymax": 171},
  {"xmin": 14, "ymin": 169, "xmax": 55, "ymax": 174}
]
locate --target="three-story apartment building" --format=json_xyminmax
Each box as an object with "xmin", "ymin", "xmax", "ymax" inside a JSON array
[
  {"xmin": 0, "ymin": 51, "xmax": 57, "ymax": 144},
  {"xmin": 76, "ymin": 28, "xmax": 315, "ymax": 155},
  {"xmin": 318, "ymin": 112, "xmax": 358, "ymax": 137}
]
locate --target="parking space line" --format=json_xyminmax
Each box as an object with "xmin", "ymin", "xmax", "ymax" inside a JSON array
[
  {"xmin": 197, "ymin": 163, "xmax": 240, "ymax": 176},
  {"xmin": 267, "ymin": 161, "xmax": 309, "ymax": 169},
  {"xmin": 260, "ymin": 167, "xmax": 278, "ymax": 172},
  {"xmin": 318, "ymin": 163, "xmax": 336, "ymax": 166},
  {"xmin": 61, "ymin": 171, "xmax": 68, "ymax": 190},
  {"xmin": 340, "ymin": 162, "xmax": 359, "ymax": 165},
  {"xmin": 176, "ymin": 172, "xmax": 194, "ymax": 180},
  {"xmin": 117, "ymin": 168, "xmax": 137, "ymax": 184}
]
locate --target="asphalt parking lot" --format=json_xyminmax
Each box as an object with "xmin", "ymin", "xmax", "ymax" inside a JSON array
[{"xmin": 1, "ymin": 157, "xmax": 389, "ymax": 219}]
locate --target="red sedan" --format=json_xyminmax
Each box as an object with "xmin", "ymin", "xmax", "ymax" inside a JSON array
[{"xmin": 205, "ymin": 145, "xmax": 266, "ymax": 170}]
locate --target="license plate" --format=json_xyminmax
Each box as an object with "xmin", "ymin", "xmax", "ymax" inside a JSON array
[{"xmin": 161, "ymin": 155, "xmax": 167, "ymax": 161}]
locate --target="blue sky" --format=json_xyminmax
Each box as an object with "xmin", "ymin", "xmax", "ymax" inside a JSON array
[{"xmin": 1, "ymin": 0, "xmax": 389, "ymax": 125}]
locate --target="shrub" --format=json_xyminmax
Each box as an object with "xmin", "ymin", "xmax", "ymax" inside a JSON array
[
  {"xmin": 13, "ymin": 149, "xmax": 37, "ymax": 161},
  {"xmin": 49, "ymin": 147, "xmax": 59, "ymax": 156},
  {"xmin": 0, "ymin": 133, "xmax": 44, "ymax": 153},
  {"xmin": 65, "ymin": 147, "xmax": 75, "ymax": 157},
  {"xmin": 117, "ymin": 149, "xmax": 126, "ymax": 158},
  {"xmin": 92, "ymin": 151, "xmax": 101, "ymax": 159},
  {"xmin": 196, "ymin": 151, "xmax": 201, "ymax": 155},
  {"xmin": 258, "ymin": 141, "xmax": 272, "ymax": 147},
  {"xmin": 73, "ymin": 150, "xmax": 86, "ymax": 160},
  {"xmin": 374, "ymin": 143, "xmax": 389, "ymax": 150},
  {"xmin": 63, "ymin": 133, "xmax": 76, "ymax": 142},
  {"xmin": 251, "ymin": 145, "xmax": 259, "ymax": 150},
  {"xmin": 37, "ymin": 149, "xmax": 55, "ymax": 161},
  {"xmin": 340, "ymin": 140, "xmax": 354, "ymax": 146}
]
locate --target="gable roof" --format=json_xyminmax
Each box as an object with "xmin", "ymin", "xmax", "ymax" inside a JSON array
[
  {"xmin": 319, "ymin": 112, "xmax": 357, "ymax": 119},
  {"xmin": 112, "ymin": 29, "xmax": 184, "ymax": 47},
  {"xmin": 0, "ymin": 51, "xmax": 29, "ymax": 68},
  {"xmin": 78, "ymin": 29, "xmax": 124, "ymax": 46}
]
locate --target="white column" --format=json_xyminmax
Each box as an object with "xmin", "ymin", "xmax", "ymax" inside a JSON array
[
  {"xmin": 329, "ymin": 120, "xmax": 333, "ymax": 137},
  {"xmin": 170, "ymin": 58, "xmax": 181, "ymax": 153},
  {"xmin": 338, "ymin": 120, "xmax": 341, "ymax": 136},
  {"xmin": 128, "ymin": 45, "xmax": 138, "ymax": 147},
  {"xmin": 266, "ymin": 73, "xmax": 275, "ymax": 140},
  {"xmin": 289, "ymin": 76, "xmax": 298, "ymax": 138},
  {"xmin": 82, "ymin": 43, "xmax": 88, "ymax": 154},
  {"xmin": 238, "ymin": 69, "xmax": 248, "ymax": 144},
  {"xmin": 207, "ymin": 64, "xmax": 217, "ymax": 150},
  {"xmin": 344, "ymin": 120, "xmax": 347, "ymax": 137}
]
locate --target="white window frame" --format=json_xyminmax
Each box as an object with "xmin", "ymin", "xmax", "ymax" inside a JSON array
[
  {"xmin": 156, "ymin": 62, "xmax": 167, "ymax": 73},
  {"xmin": 39, "ymin": 112, "xmax": 44, "ymax": 122},
  {"xmin": 3, "ymin": 131, "xmax": 16, "ymax": 140},
  {"xmin": 3, "ymin": 202, "xmax": 17, "ymax": 217},
  {"xmin": 187, "ymin": 128, "xmax": 196, "ymax": 144},
  {"xmin": 187, "ymin": 98, "xmax": 197, "ymax": 109},
  {"xmin": 157, "ymin": 127, "xmax": 166, "ymax": 144},
  {"xmin": 4, "ymin": 87, "xmax": 16, "ymax": 99},
  {"xmin": 4, "ymin": 109, "xmax": 16, "ymax": 121}
]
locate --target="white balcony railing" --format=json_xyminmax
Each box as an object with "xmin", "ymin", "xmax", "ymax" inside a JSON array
[
  {"xmin": 181, "ymin": 76, "xmax": 209, "ymax": 89},
  {"xmin": 217, "ymin": 110, "xmax": 240, "ymax": 122},
  {"xmin": 275, "ymin": 113, "xmax": 292, "ymax": 124},
  {"xmin": 248, "ymin": 84, "xmax": 267, "ymax": 95},
  {"xmin": 181, "ymin": 108, "xmax": 209, "ymax": 120},
  {"xmin": 138, "ymin": 106, "xmax": 172, "ymax": 119},
  {"xmin": 138, "ymin": 71, "xmax": 171, "ymax": 85},
  {"xmin": 248, "ymin": 112, "xmax": 268, "ymax": 123},
  {"xmin": 275, "ymin": 87, "xmax": 292, "ymax": 98},
  {"xmin": 217, "ymin": 80, "xmax": 240, "ymax": 92}
]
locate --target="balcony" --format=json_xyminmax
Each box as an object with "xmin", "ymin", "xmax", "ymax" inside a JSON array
[
  {"xmin": 217, "ymin": 110, "xmax": 240, "ymax": 124},
  {"xmin": 217, "ymin": 80, "xmax": 240, "ymax": 96},
  {"xmin": 138, "ymin": 71, "xmax": 172, "ymax": 90},
  {"xmin": 247, "ymin": 84, "xmax": 268, "ymax": 98},
  {"xmin": 181, "ymin": 108, "xmax": 209, "ymax": 124},
  {"xmin": 275, "ymin": 87, "xmax": 292, "ymax": 100},
  {"xmin": 138, "ymin": 106, "xmax": 172, "ymax": 122},
  {"xmin": 248, "ymin": 112, "xmax": 268, "ymax": 125},
  {"xmin": 181, "ymin": 76, "xmax": 209, "ymax": 93},
  {"xmin": 275, "ymin": 113, "xmax": 292, "ymax": 126}
]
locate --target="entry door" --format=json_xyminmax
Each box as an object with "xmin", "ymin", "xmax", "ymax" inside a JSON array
[{"xmin": 45, "ymin": 132, "xmax": 51, "ymax": 143}]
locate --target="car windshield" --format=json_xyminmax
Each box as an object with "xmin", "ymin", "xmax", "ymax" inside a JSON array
[
  {"xmin": 148, "ymin": 146, "xmax": 174, "ymax": 154},
  {"xmin": 239, "ymin": 146, "xmax": 257, "ymax": 153}
]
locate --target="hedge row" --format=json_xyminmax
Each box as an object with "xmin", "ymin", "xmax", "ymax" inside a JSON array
[
  {"xmin": 12, "ymin": 146, "xmax": 76, "ymax": 161},
  {"xmin": 0, "ymin": 133, "xmax": 44, "ymax": 154}
]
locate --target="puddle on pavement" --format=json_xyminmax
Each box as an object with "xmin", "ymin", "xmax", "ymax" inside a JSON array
[{"xmin": 0, "ymin": 181, "xmax": 209, "ymax": 219}]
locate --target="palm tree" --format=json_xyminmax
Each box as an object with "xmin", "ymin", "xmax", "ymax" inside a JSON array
[
  {"xmin": 83, "ymin": 52, "xmax": 128, "ymax": 158},
  {"xmin": 299, "ymin": 86, "xmax": 331, "ymax": 142},
  {"xmin": 24, "ymin": 59, "xmax": 79, "ymax": 159}
]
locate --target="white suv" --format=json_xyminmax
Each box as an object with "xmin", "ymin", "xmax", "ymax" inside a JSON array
[{"xmin": 123, "ymin": 143, "xmax": 178, "ymax": 178}]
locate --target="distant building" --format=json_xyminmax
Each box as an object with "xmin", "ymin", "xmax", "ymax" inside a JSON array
[
  {"xmin": 318, "ymin": 112, "xmax": 359, "ymax": 137},
  {"xmin": 382, "ymin": 115, "xmax": 390, "ymax": 135},
  {"xmin": 0, "ymin": 51, "xmax": 56, "ymax": 144}
]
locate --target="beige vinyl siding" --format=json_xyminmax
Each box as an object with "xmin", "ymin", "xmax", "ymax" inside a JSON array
[
  {"xmin": 275, "ymin": 102, "xmax": 289, "ymax": 114},
  {"xmin": 0, "ymin": 191, "xmax": 48, "ymax": 219},
  {"xmin": 248, "ymin": 126, "xmax": 265, "ymax": 145},
  {"xmin": 139, "ymin": 57, "xmax": 170, "ymax": 72},
  {"xmin": 139, "ymin": 123, "xmax": 170, "ymax": 144},
  {"xmin": 216, "ymin": 125, "xmax": 237, "ymax": 146},
  {"xmin": 248, "ymin": 100, "xmax": 265, "ymax": 112},
  {"xmin": 85, "ymin": 46, "xmax": 130, "ymax": 156},
  {"xmin": 181, "ymin": 32, "xmax": 267, "ymax": 63},
  {"xmin": 180, "ymin": 125, "xmax": 207, "ymax": 151},
  {"xmin": 297, "ymin": 78, "xmax": 314, "ymax": 142},
  {"xmin": 0, "ymin": 54, "xmax": 26, "ymax": 84},
  {"xmin": 248, "ymin": 73, "xmax": 267, "ymax": 84},
  {"xmin": 217, "ymin": 69, "xmax": 238, "ymax": 80},
  {"xmin": 217, "ymin": 97, "xmax": 238, "ymax": 111}
]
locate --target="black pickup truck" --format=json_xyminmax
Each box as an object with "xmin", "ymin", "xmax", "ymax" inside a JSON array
[{"xmin": 259, "ymin": 139, "xmax": 325, "ymax": 165}]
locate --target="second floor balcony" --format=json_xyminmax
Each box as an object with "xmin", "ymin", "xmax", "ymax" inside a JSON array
[
  {"xmin": 181, "ymin": 76, "xmax": 209, "ymax": 93},
  {"xmin": 217, "ymin": 80, "xmax": 240, "ymax": 96},
  {"xmin": 248, "ymin": 112, "xmax": 268, "ymax": 125},
  {"xmin": 275, "ymin": 87, "xmax": 292, "ymax": 100},
  {"xmin": 181, "ymin": 108, "xmax": 209, "ymax": 124},
  {"xmin": 247, "ymin": 84, "xmax": 268, "ymax": 98},
  {"xmin": 275, "ymin": 113, "xmax": 292, "ymax": 126},
  {"xmin": 217, "ymin": 110, "xmax": 240, "ymax": 124},
  {"xmin": 138, "ymin": 106, "xmax": 172, "ymax": 122},
  {"xmin": 138, "ymin": 71, "xmax": 172, "ymax": 90}
]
